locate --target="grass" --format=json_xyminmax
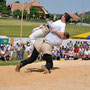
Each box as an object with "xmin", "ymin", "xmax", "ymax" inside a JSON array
[
  {"xmin": 0, "ymin": 18, "xmax": 44, "ymax": 37},
  {"xmin": 0, "ymin": 18, "xmax": 90, "ymax": 38},
  {"xmin": 0, "ymin": 52, "xmax": 41, "ymax": 66},
  {"xmin": 66, "ymin": 24, "xmax": 90, "ymax": 38},
  {"xmin": 0, "ymin": 60, "xmax": 20, "ymax": 66},
  {"xmin": 0, "ymin": 59, "xmax": 41, "ymax": 66}
]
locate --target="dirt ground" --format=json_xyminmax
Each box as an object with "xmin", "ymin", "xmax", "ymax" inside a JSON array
[{"xmin": 0, "ymin": 60, "xmax": 90, "ymax": 90}]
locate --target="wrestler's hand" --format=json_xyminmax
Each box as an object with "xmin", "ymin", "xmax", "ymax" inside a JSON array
[
  {"xmin": 47, "ymin": 20, "xmax": 53, "ymax": 24},
  {"xmin": 51, "ymin": 29, "xmax": 57, "ymax": 33}
]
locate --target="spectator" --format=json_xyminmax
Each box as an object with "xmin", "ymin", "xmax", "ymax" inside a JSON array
[
  {"xmin": 65, "ymin": 55, "xmax": 69, "ymax": 60},
  {"xmin": 14, "ymin": 43, "xmax": 19, "ymax": 58},
  {"xmin": 69, "ymin": 49, "xmax": 74, "ymax": 60},
  {"xmin": 21, "ymin": 43, "xmax": 25, "ymax": 59},
  {"xmin": 27, "ymin": 50, "xmax": 31, "ymax": 58},
  {"xmin": 4, "ymin": 48, "xmax": 11, "ymax": 61},
  {"xmin": 82, "ymin": 41, "xmax": 88, "ymax": 50},
  {"xmin": 79, "ymin": 46, "xmax": 84, "ymax": 58},
  {"xmin": 67, "ymin": 40, "xmax": 73, "ymax": 50},
  {"xmin": 73, "ymin": 46, "xmax": 79, "ymax": 59},
  {"xmin": 77, "ymin": 41, "xmax": 81, "ymax": 48},
  {"xmin": 64, "ymin": 46, "xmax": 69, "ymax": 52},
  {"xmin": 88, "ymin": 47, "xmax": 90, "ymax": 59},
  {"xmin": 74, "ymin": 41, "xmax": 78, "ymax": 48},
  {"xmin": 0, "ymin": 48, "xmax": 5, "ymax": 60},
  {"xmin": 56, "ymin": 53, "xmax": 61, "ymax": 60},
  {"xmin": 10, "ymin": 44, "xmax": 14, "ymax": 59},
  {"xmin": 16, "ymin": 44, "xmax": 21, "ymax": 60},
  {"xmin": 84, "ymin": 47, "xmax": 89, "ymax": 60}
]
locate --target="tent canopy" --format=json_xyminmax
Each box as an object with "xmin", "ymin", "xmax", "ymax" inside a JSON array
[{"xmin": 72, "ymin": 32, "xmax": 90, "ymax": 40}]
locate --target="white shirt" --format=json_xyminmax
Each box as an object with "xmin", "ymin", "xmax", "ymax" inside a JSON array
[
  {"xmin": 47, "ymin": 20, "xmax": 66, "ymax": 32},
  {"xmin": 84, "ymin": 50, "xmax": 89, "ymax": 55},
  {"xmin": 44, "ymin": 20, "xmax": 66, "ymax": 47}
]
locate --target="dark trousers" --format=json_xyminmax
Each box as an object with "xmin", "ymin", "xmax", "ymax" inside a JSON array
[
  {"xmin": 20, "ymin": 47, "xmax": 39, "ymax": 66},
  {"xmin": 43, "ymin": 54, "xmax": 53, "ymax": 70},
  {"xmin": 20, "ymin": 47, "xmax": 53, "ymax": 70}
]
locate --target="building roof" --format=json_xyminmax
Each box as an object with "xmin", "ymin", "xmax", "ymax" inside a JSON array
[
  {"xmin": 67, "ymin": 13, "xmax": 81, "ymax": 21},
  {"xmin": 24, "ymin": 1, "xmax": 42, "ymax": 14},
  {"xmin": 7, "ymin": 1, "xmax": 43, "ymax": 14}
]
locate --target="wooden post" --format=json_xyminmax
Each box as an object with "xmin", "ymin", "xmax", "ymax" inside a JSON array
[{"xmin": 20, "ymin": 0, "xmax": 24, "ymax": 44}]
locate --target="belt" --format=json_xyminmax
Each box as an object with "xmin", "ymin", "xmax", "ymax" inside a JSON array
[
  {"xmin": 43, "ymin": 40, "xmax": 52, "ymax": 47},
  {"xmin": 41, "ymin": 24, "xmax": 50, "ymax": 30}
]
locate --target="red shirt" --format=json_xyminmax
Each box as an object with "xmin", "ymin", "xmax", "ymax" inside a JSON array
[{"xmin": 74, "ymin": 47, "xmax": 79, "ymax": 53}]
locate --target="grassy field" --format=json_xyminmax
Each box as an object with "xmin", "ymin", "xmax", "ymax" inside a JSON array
[
  {"xmin": 0, "ymin": 51, "xmax": 41, "ymax": 66},
  {"xmin": 0, "ymin": 18, "xmax": 44, "ymax": 37},
  {"xmin": 0, "ymin": 18, "xmax": 90, "ymax": 38},
  {"xmin": 66, "ymin": 24, "xmax": 90, "ymax": 37}
]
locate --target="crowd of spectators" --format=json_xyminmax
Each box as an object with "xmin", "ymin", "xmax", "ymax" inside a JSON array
[
  {"xmin": 0, "ymin": 43, "xmax": 25, "ymax": 61},
  {"xmin": 52, "ymin": 41, "xmax": 90, "ymax": 60},
  {"xmin": 0, "ymin": 40, "xmax": 90, "ymax": 62}
]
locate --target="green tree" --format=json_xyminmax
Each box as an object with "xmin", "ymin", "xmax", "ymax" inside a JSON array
[
  {"xmin": 13, "ymin": 10, "xmax": 21, "ymax": 18},
  {"xmin": 0, "ymin": 0, "xmax": 6, "ymax": 4},
  {"xmin": 15, "ymin": 1, "xmax": 20, "ymax": 3},
  {"xmin": 83, "ymin": 15, "xmax": 90, "ymax": 24},
  {"xmin": 23, "ymin": 10, "xmax": 27, "ymax": 19},
  {"xmin": 0, "ymin": 0, "xmax": 11, "ymax": 15},
  {"xmin": 29, "ymin": 6, "xmax": 40, "ymax": 19},
  {"xmin": 48, "ymin": 13, "xmax": 54, "ymax": 20},
  {"xmin": 13, "ymin": 10, "xmax": 27, "ymax": 19}
]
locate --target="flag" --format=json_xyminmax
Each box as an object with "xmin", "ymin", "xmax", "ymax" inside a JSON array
[{"xmin": 82, "ymin": 10, "xmax": 85, "ymax": 18}]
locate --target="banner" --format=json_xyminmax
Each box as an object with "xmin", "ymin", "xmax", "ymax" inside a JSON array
[{"xmin": 82, "ymin": 10, "xmax": 85, "ymax": 18}]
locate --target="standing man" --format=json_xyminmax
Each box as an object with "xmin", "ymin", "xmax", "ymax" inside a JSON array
[{"xmin": 15, "ymin": 13, "xmax": 71, "ymax": 74}]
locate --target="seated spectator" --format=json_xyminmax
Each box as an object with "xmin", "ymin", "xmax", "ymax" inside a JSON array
[
  {"xmin": 0, "ymin": 48, "xmax": 5, "ymax": 60},
  {"xmin": 88, "ymin": 47, "xmax": 90, "ymax": 59},
  {"xmin": 0, "ymin": 50, "xmax": 2, "ymax": 59},
  {"xmin": 67, "ymin": 40, "xmax": 73, "ymax": 50},
  {"xmin": 79, "ymin": 46, "xmax": 84, "ymax": 58},
  {"xmin": 56, "ymin": 49, "xmax": 61, "ymax": 60},
  {"xmin": 84, "ymin": 47, "xmax": 89, "ymax": 60},
  {"xmin": 74, "ymin": 41, "xmax": 78, "ymax": 48},
  {"xmin": 4, "ymin": 48, "xmax": 11, "ymax": 61},
  {"xmin": 56, "ymin": 53, "xmax": 61, "ymax": 60},
  {"xmin": 60, "ymin": 53, "xmax": 64, "ymax": 58},
  {"xmin": 69, "ymin": 49, "xmax": 74, "ymax": 60},
  {"xmin": 82, "ymin": 41, "xmax": 88, "ymax": 50},
  {"xmin": 65, "ymin": 55, "xmax": 69, "ymax": 60},
  {"xmin": 73, "ymin": 46, "xmax": 79, "ymax": 60},
  {"xmin": 64, "ymin": 46, "xmax": 69, "ymax": 52},
  {"xmin": 77, "ymin": 41, "xmax": 81, "ymax": 48}
]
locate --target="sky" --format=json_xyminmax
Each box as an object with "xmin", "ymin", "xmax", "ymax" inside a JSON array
[{"xmin": 6, "ymin": 0, "xmax": 90, "ymax": 14}]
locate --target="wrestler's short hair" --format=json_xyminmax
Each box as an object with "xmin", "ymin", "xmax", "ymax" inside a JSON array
[
  {"xmin": 64, "ymin": 32, "xmax": 70, "ymax": 39},
  {"xmin": 64, "ymin": 13, "xmax": 71, "ymax": 23}
]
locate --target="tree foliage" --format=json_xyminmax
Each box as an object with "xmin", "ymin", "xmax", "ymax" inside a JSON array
[
  {"xmin": 15, "ymin": 1, "xmax": 20, "ymax": 3},
  {"xmin": 0, "ymin": 0, "xmax": 6, "ymax": 4},
  {"xmin": 29, "ymin": 6, "xmax": 40, "ymax": 19},
  {"xmin": 23, "ymin": 10, "xmax": 27, "ymax": 19},
  {"xmin": 83, "ymin": 15, "xmax": 90, "ymax": 24},
  {"xmin": 13, "ymin": 10, "xmax": 27, "ymax": 19},
  {"xmin": 13, "ymin": 10, "xmax": 21, "ymax": 18},
  {"xmin": 0, "ymin": 0, "xmax": 11, "ymax": 15}
]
